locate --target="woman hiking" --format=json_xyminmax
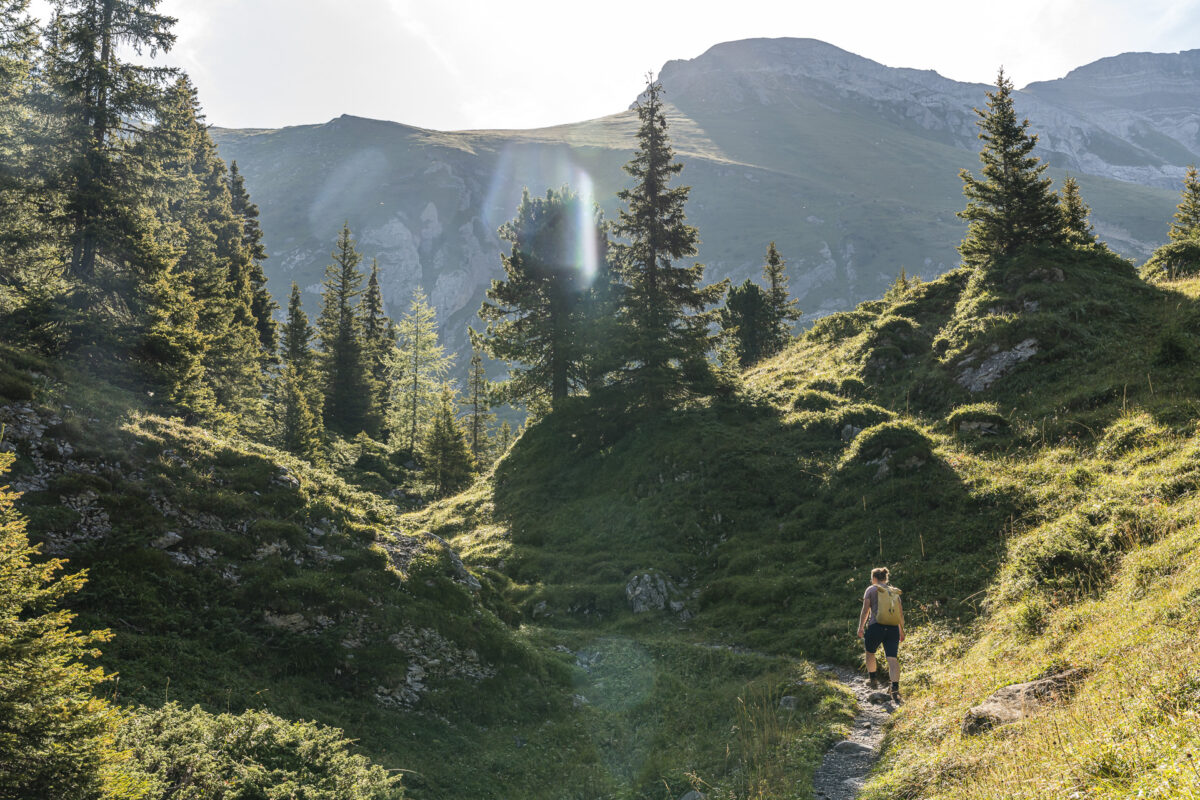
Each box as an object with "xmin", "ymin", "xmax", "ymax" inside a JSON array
[{"xmin": 857, "ymin": 566, "xmax": 904, "ymax": 702}]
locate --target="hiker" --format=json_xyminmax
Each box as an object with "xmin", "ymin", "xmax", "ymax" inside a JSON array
[{"xmin": 857, "ymin": 566, "xmax": 904, "ymax": 702}]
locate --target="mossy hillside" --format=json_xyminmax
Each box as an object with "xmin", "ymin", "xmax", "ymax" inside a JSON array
[{"xmin": 0, "ymin": 348, "xmax": 579, "ymax": 799}]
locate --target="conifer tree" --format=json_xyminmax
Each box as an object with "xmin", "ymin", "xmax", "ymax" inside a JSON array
[
  {"xmin": 420, "ymin": 386, "xmax": 473, "ymax": 497},
  {"xmin": 137, "ymin": 77, "xmax": 261, "ymax": 421},
  {"xmin": 388, "ymin": 288, "xmax": 452, "ymax": 455},
  {"xmin": 478, "ymin": 187, "xmax": 610, "ymax": 409},
  {"xmin": 281, "ymin": 282, "xmax": 315, "ymax": 370},
  {"xmin": 465, "ymin": 349, "xmax": 494, "ymax": 466},
  {"xmin": 1059, "ymin": 176, "xmax": 1098, "ymax": 247},
  {"xmin": 278, "ymin": 363, "xmax": 323, "ymax": 462},
  {"xmin": 46, "ymin": 0, "xmax": 177, "ymax": 283},
  {"xmin": 958, "ymin": 69, "xmax": 1064, "ymax": 268},
  {"xmin": 1169, "ymin": 165, "xmax": 1200, "ymax": 241},
  {"xmin": 228, "ymin": 160, "xmax": 277, "ymax": 356},
  {"xmin": 317, "ymin": 223, "xmax": 371, "ymax": 435},
  {"xmin": 0, "ymin": 0, "xmax": 38, "ymax": 255},
  {"xmin": 276, "ymin": 282, "xmax": 324, "ymax": 453},
  {"xmin": 761, "ymin": 242, "xmax": 801, "ymax": 356},
  {"xmin": 359, "ymin": 259, "xmax": 395, "ymax": 432},
  {"xmin": 720, "ymin": 279, "xmax": 771, "ymax": 368},
  {"xmin": 0, "ymin": 449, "xmax": 115, "ymax": 798},
  {"xmin": 613, "ymin": 77, "xmax": 726, "ymax": 408}
]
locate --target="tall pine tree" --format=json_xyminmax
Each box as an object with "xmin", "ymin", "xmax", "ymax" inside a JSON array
[
  {"xmin": 46, "ymin": 0, "xmax": 177, "ymax": 284},
  {"xmin": 317, "ymin": 223, "xmax": 371, "ymax": 435},
  {"xmin": 613, "ymin": 78, "xmax": 726, "ymax": 408},
  {"xmin": 958, "ymin": 69, "xmax": 1064, "ymax": 268},
  {"xmin": 761, "ymin": 241, "xmax": 800, "ymax": 357},
  {"xmin": 359, "ymin": 258, "xmax": 395, "ymax": 434},
  {"xmin": 477, "ymin": 187, "xmax": 610, "ymax": 410},
  {"xmin": 388, "ymin": 288, "xmax": 452, "ymax": 455},
  {"xmin": 276, "ymin": 282, "xmax": 324, "ymax": 455}
]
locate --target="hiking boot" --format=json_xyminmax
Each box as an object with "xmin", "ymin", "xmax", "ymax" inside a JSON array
[
  {"xmin": 867, "ymin": 672, "xmax": 881, "ymax": 689},
  {"xmin": 889, "ymin": 684, "xmax": 902, "ymax": 703}
]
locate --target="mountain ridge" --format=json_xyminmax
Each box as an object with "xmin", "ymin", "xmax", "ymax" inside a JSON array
[{"xmin": 210, "ymin": 38, "xmax": 1189, "ymax": 374}]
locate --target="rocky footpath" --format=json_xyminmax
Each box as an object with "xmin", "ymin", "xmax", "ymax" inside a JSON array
[{"xmin": 811, "ymin": 665, "xmax": 896, "ymax": 800}]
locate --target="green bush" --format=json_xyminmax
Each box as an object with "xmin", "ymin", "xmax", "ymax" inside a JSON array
[{"xmin": 114, "ymin": 703, "xmax": 402, "ymax": 799}]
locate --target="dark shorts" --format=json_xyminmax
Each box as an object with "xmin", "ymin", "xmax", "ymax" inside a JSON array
[{"xmin": 864, "ymin": 622, "xmax": 900, "ymax": 658}]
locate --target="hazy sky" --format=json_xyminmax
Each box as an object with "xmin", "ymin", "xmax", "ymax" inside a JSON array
[{"xmin": 36, "ymin": 0, "xmax": 1200, "ymax": 131}]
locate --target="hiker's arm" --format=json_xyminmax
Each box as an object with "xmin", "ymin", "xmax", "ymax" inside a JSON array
[{"xmin": 857, "ymin": 598, "xmax": 870, "ymax": 638}]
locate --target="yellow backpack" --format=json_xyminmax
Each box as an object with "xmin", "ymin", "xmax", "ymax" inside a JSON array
[{"xmin": 874, "ymin": 585, "xmax": 902, "ymax": 626}]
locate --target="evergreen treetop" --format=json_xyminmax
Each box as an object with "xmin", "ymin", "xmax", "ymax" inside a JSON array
[
  {"xmin": 1169, "ymin": 165, "xmax": 1200, "ymax": 242},
  {"xmin": 388, "ymin": 287, "xmax": 452, "ymax": 455},
  {"xmin": 612, "ymin": 77, "xmax": 726, "ymax": 408},
  {"xmin": 762, "ymin": 241, "xmax": 801, "ymax": 356},
  {"xmin": 958, "ymin": 69, "xmax": 1064, "ymax": 268},
  {"xmin": 282, "ymin": 281, "xmax": 315, "ymax": 370},
  {"xmin": 317, "ymin": 223, "xmax": 371, "ymax": 434},
  {"xmin": 1059, "ymin": 176, "xmax": 1098, "ymax": 248}
]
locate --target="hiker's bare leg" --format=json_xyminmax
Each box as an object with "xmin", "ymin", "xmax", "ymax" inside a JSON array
[
  {"xmin": 865, "ymin": 652, "xmax": 877, "ymax": 673},
  {"xmin": 887, "ymin": 656, "xmax": 899, "ymax": 683}
]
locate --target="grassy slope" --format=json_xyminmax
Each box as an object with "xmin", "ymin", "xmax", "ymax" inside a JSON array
[
  {"xmin": 8, "ymin": 236, "xmax": 1200, "ymax": 797},
  {"xmin": 405, "ymin": 240, "xmax": 1200, "ymax": 798}
]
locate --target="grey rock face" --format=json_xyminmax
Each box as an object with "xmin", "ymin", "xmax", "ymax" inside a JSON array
[
  {"xmin": 625, "ymin": 571, "xmax": 690, "ymax": 618},
  {"xmin": 962, "ymin": 669, "xmax": 1086, "ymax": 735},
  {"xmin": 956, "ymin": 338, "xmax": 1039, "ymax": 393}
]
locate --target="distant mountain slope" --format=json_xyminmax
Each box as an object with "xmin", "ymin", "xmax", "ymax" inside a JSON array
[{"xmin": 211, "ymin": 38, "xmax": 1186, "ymax": 363}]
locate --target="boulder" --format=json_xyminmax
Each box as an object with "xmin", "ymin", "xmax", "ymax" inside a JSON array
[
  {"xmin": 832, "ymin": 740, "xmax": 873, "ymax": 755},
  {"xmin": 962, "ymin": 669, "xmax": 1085, "ymax": 735},
  {"xmin": 625, "ymin": 571, "xmax": 686, "ymax": 614},
  {"xmin": 956, "ymin": 338, "xmax": 1038, "ymax": 393}
]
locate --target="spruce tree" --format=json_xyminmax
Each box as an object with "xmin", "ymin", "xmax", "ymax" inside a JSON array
[
  {"xmin": 46, "ymin": 0, "xmax": 177, "ymax": 283},
  {"xmin": 613, "ymin": 77, "xmax": 726, "ymax": 408},
  {"xmin": 276, "ymin": 282, "xmax": 324, "ymax": 453},
  {"xmin": 388, "ymin": 288, "xmax": 452, "ymax": 455},
  {"xmin": 359, "ymin": 259, "xmax": 395, "ymax": 432},
  {"xmin": 281, "ymin": 282, "xmax": 315, "ymax": 370},
  {"xmin": 465, "ymin": 349, "xmax": 494, "ymax": 466},
  {"xmin": 137, "ymin": 77, "xmax": 261, "ymax": 422},
  {"xmin": 761, "ymin": 241, "xmax": 801, "ymax": 356},
  {"xmin": 1059, "ymin": 176, "xmax": 1098, "ymax": 247},
  {"xmin": 228, "ymin": 160, "xmax": 277, "ymax": 356},
  {"xmin": 278, "ymin": 363, "xmax": 324, "ymax": 462},
  {"xmin": 317, "ymin": 223, "xmax": 371, "ymax": 435},
  {"xmin": 1169, "ymin": 165, "xmax": 1200, "ymax": 241},
  {"xmin": 420, "ymin": 386, "xmax": 473, "ymax": 497},
  {"xmin": 720, "ymin": 279, "xmax": 771, "ymax": 368},
  {"xmin": 0, "ymin": 449, "xmax": 115, "ymax": 798},
  {"xmin": 958, "ymin": 69, "xmax": 1064, "ymax": 268},
  {"xmin": 478, "ymin": 187, "xmax": 610, "ymax": 409}
]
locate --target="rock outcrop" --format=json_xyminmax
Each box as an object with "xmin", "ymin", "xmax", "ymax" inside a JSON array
[{"xmin": 962, "ymin": 669, "xmax": 1085, "ymax": 735}]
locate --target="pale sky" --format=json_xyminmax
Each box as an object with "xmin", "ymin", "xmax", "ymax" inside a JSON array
[{"xmin": 32, "ymin": 0, "xmax": 1200, "ymax": 131}]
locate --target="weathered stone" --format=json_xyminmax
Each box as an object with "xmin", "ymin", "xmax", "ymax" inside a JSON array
[
  {"xmin": 778, "ymin": 695, "xmax": 800, "ymax": 711},
  {"xmin": 867, "ymin": 691, "xmax": 892, "ymax": 705},
  {"xmin": 962, "ymin": 670, "xmax": 1085, "ymax": 735},
  {"xmin": 832, "ymin": 740, "xmax": 873, "ymax": 755},
  {"xmin": 625, "ymin": 571, "xmax": 680, "ymax": 613},
  {"xmin": 956, "ymin": 338, "xmax": 1038, "ymax": 393},
  {"xmin": 841, "ymin": 423, "xmax": 863, "ymax": 442}
]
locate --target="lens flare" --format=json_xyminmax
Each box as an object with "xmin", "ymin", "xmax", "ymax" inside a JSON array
[{"xmin": 572, "ymin": 168, "xmax": 599, "ymax": 286}]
